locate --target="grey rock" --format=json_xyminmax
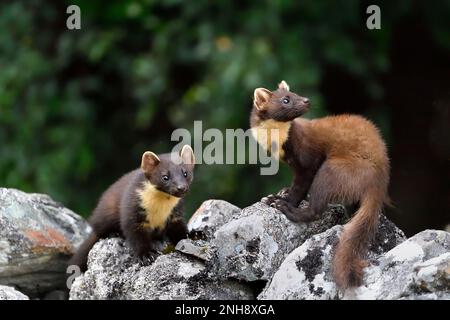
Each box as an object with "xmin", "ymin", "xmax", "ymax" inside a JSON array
[
  {"xmin": 0, "ymin": 188, "xmax": 91, "ymax": 297},
  {"xmin": 176, "ymin": 238, "xmax": 210, "ymax": 260},
  {"xmin": 409, "ymin": 253, "xmax": 449, "ymax": 297},
  {"xmin": 258, "ymin": 225, "xmax": 343, "ymax": 300},
  {"xmin": 398, "ymin": 292, "xmax": 450, "ymax": 300},
  {"xmin": 188, "ymin": 199, "xmax": 241, "ymax": 240},
  {"xmin": 176, "ymin": 200, "xmax": 241, "ymax": 261},
  {"xmin": 345, "ymin": 230, "xmax": 450, "ymax": 300},
  {"xmin": 0, "ymin": 285, "xmax": 29, "ymax": 300},
  {"xmin": 70, "ymin": 238, "xmax": 253, "ymax": 300},
  {"xmin": 177, "ymin": 200, "xmax": 241, "ymax": 261},
  {"xmin": 259, "ymin": 227, "xmax": 449, "ymax": 300},
  {"xmin": 209, "ymin": 201, "xmax": 348, "ymax": 282}
]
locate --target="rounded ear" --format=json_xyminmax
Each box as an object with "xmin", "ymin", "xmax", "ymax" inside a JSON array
[
  {"xmin": 141, "ymin": 151, "xmax": 160, "ymax": 173},
  {"xmin": 253, "ymin": 88, "xmax": 272, "ymax": 110},
  {"xmin": 180, "ymin": 145, "xmax": 195, "ymax": 169},
  {"xmin": 278, "ymin": 80, "xmax": 290, "ymax": 91}
]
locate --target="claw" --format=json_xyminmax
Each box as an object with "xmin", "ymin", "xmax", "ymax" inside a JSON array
[
  {"xmin": 140, "ymin": 250, "xmax": 158, "ymax": 264},
  {"xmin": 272, "ymin": 198, "xmax": 294, "ymax": 216},
  {"xmin": 262, "ymin": 194, "xmax": 277, "ymax": 205},
  {"xmin": 277, "ymin": 187, "xmax": 290, "ymax": 198}
]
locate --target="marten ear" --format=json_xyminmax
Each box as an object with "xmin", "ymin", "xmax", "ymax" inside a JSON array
[
  {"xmin": 141, "ymin": 151, "xmax": 160, "ymax": 173},
  {"xmin": 253, "ymin": 88, "xmax": 272, "ymax": 110},
  {"xmin": 278, "ymin": 80, "xmax": 290, "ymax": 91},
  {"xmin": 180, "ymin": 145, "xmax": 195, "ymax": 170}
]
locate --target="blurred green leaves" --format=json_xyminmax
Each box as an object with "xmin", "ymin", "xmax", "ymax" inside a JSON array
[{"xmin": 0, "ymin": 0, "xmax": 448, "ymax": 217}]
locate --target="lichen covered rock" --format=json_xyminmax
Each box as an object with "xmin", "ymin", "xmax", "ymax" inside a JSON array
[
  {"xmin": 0, "ymin": 188, "xmax": 91, "ymax": 297},
  {"xmin": 70, "ymin": 238, "xmax": 253, "ymax": 300},
  {"xmin": 209, "ymin": 201, "xmax": 348, "ymax": 281},
  {"xmin": 346, "ymin": 230, "xmax": 450, "ymax": 300},
  {"xmin": 259, "ymin": 225, "xmax": 450, "ymax": 300},
  {"xmin": 176, "ymin": 200, "xmax": 241, "ymax": 261},
  {"xmin": 188, "ymin": 199, "xmax": 241, "ymax": 239},
  {"xmin": 44, "ymin": 195, "xmax": 447, "ymax": 301}
]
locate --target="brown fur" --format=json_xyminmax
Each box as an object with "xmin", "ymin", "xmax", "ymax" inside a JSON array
[{"xmin": 251, "ymin": 82, "xmax": 390, "ymax": 289}]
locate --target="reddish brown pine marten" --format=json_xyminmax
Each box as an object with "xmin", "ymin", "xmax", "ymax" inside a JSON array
[
  {"xmin": 251, "ymin": 81, "xmax": 390, "ymax": 289},
  {"xmin": 69, "ymin": 145, "xmax": 195, "ymax": 271}
]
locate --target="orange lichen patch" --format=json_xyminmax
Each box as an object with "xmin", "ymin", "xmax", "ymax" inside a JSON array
[{"xmin": 24, "ymin": 227, "xmax": 73, "ymax": 254}]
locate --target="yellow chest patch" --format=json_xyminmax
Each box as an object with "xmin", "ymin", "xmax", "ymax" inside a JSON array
[
  {"xmin": 251, "ymin": 119, "xmax": 292, "ymax": 160},
  {"xmin": 137, "ymin": 182, "xmax": 180, "ymax": 230}
]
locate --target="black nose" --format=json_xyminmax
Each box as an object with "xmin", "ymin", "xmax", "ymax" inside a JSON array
[
  {"xmin": 177, "ymin": 186, "xmax": 187, "ymax": 193},
  {"xmin": 303, "ymin": 98, "xmax": 310, "ymax": 105}
]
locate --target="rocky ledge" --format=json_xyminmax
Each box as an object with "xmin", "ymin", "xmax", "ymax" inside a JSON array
[
  {"xmin": 0, "ymin": 188, "xmax": 448, "ymax": 300},
  {"xmin": 70, "ymin": 199, "xmax": 449, "ymax": 300}
]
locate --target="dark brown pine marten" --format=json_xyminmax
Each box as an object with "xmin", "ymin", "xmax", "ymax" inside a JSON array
[
  {"xmin": 69, "ymin": 145, "xmax": 195, "ymax": 271},
  {"xmin": 251, "ymin": 81, "xmax": 390, "ymax": 289}
]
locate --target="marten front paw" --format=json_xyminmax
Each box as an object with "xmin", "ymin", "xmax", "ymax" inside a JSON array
[
  {"xmin": 271, "ymin": 198, "xmax": 293, "ymax": 213},
  {"xmin": 272, "ymin": 200, "xmax": 319, "ymax": 223},
  {"xmin": 261, "ymin": 188, "xmax": 290, "ymax": 205},
  {"xmin": 261, "ymin": 194, "xmax": 278, "ymax": 205},
  {"xmin": 276, "ymin": 187, "xmax": 291, "ymax": 199},
  {"xmin": 139, "ymin": 250, "xmax": 159, "ymax": 264}
]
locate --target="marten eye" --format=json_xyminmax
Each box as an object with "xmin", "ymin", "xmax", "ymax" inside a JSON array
[
  {"xmin": 282, "ymin": 97, "xmax": 290, "ymax": 104},
  {"xmin": 162, "ymin": 175, "xmax": 169, "ymax": 181},
  {"xmin": 183, "ymin": 171, "xmax": 188, "ymax": 178}
]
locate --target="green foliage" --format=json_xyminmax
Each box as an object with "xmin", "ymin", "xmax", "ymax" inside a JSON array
[{"xmin": 0, "ymin": 0, "xmax": 448, "ymax": 217}]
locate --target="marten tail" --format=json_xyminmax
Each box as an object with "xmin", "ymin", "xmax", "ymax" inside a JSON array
[
  {"xmin": 68, "ymin": 232, "xmax": 99, "ymax": 272},
  {"xmin": 332, "ymin": 188, "xmax": 382, "ymax": 289}
]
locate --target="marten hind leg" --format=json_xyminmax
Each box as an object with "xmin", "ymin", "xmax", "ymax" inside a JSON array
[
  {"xmin": 273, "ymin": 159, "xmax": 362, "ymax": 222},
  {"xmin": 306, "ymin": 158, "xmax": 366, "ymax": 216},
  {"xmin": 271, "ymin": 163, "xmax": 332, "ymax": 222}
]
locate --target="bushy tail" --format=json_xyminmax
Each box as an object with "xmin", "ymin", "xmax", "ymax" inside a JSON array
[
  {"xmin": 332, "ymin": 189, "xmax": 382, "ymax": 289},
  {"xmin": 68, "ymin": 232, "xmax": 99, "ymax": 272}
]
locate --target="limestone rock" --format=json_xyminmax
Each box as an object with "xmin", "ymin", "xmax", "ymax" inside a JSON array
[
  {"xmin": 0, "ymin": 188, "xmax": 91, "ymax": 297},
  {"xmin": 209, "ymin": 201, "xmax": 348, "ymax": 282},
  {"xmin": 69, "ymin": 238, "xmax": 254, "ymax": 300},
  {"xmin": 259, "ymin": 226, "xmax": 449, "ymax": 300},
  {"xmin": 0, "ymin": 285, "xmax": 29, "ymax": 300}
]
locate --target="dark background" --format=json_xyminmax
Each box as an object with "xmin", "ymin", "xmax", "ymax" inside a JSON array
[{"xmin": 0, "ymin": 0, "xmax": 448, "ymax": 236}]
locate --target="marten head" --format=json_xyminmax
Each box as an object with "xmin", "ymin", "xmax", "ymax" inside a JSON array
[
  {"xmin": 253, "ymin": 80, "xmax": 310, "ymax": 122},
  {"xmin": 140, "ymin": 145, "xmax": 195, "ymax": 198}
]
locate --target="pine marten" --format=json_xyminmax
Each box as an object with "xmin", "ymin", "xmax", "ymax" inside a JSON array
[
  {"xmin": 69, "ymin": 145, "xmax": 195, "ymax": 271},
  {"xmin": 251, "ymin": 81, "xmax": 390, "ymax": 289}
]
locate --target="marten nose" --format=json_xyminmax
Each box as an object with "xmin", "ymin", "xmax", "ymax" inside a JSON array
[
  {"xmin": 303, "ymin": 98, "xmax": 310, "ymax": 106},
  {"xmin": 177, "ymin": 185, "xmax": 187, "ymax": 193}
]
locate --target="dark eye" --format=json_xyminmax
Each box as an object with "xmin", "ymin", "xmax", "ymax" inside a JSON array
[
  {"xmin": 282, "ymin": 97, "xmax": 290, "ymax": 104},
  {"xmin": 183, "ymin": 171, "xmax": 188, "ymax": 178},
  {"xmin": 162, "ymin": 175, "xmax": 169, "ymax": 181}
]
